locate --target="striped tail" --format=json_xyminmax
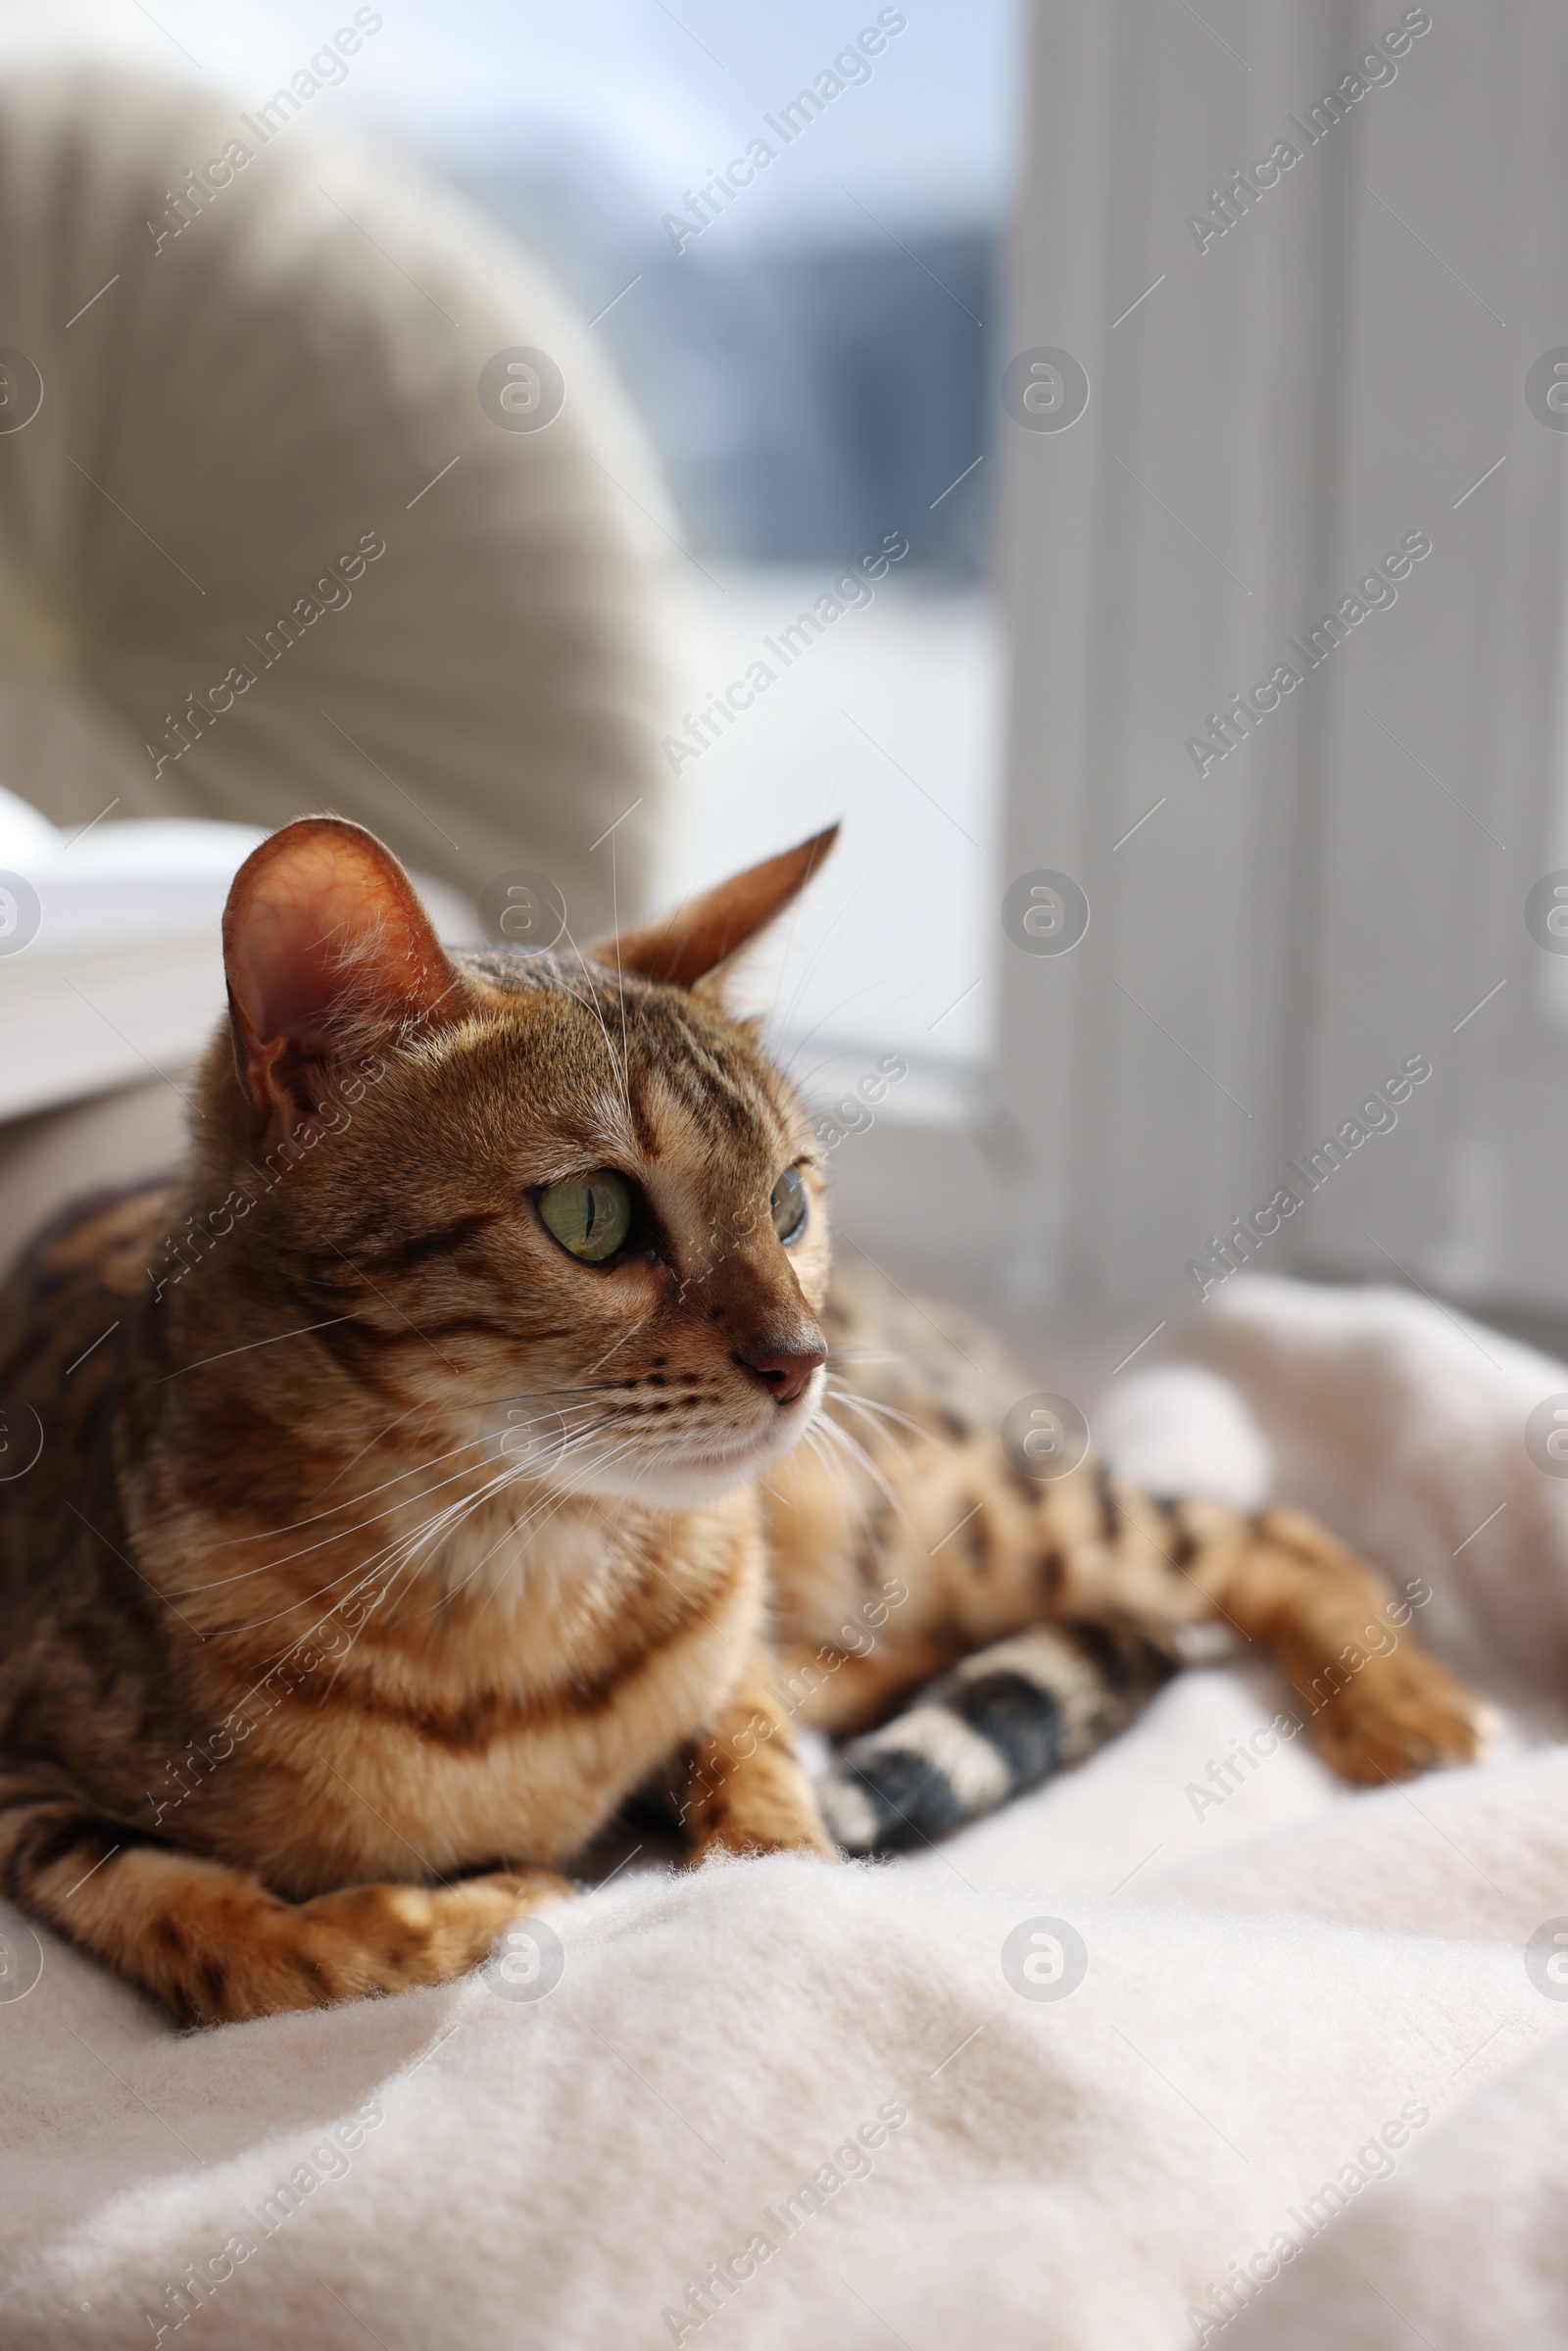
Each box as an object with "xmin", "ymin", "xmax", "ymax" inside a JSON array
[{"xmin": 815, "ymin": 1617, "xmax": 1179, "ymax": 1856}]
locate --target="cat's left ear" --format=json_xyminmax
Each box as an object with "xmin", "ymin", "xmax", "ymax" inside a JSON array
[
  {"xmin": 222, "ymin": 815, "xmax": 463, "ymax": 1132},
  {"xmin": 586, "ymin": 825, "xmax": 839, "ymax": 1001}
]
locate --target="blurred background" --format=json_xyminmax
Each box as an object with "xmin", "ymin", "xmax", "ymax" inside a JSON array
[{"xmin": 1, "ymin": 2, "xmax": 1566, "ymax": 1377}]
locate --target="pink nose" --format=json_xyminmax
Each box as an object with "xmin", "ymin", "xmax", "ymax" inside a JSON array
[{"xmin": 736, "ymin": 1339, "xmax": 826, "ymax": 1405}]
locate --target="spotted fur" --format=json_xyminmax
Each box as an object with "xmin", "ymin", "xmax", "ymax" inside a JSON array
[{"xmin": 0, "ymin": 818, "xmax": 1485, "ymax": 2020}]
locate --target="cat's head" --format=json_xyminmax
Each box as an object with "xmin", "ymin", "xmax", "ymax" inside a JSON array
[{"xmin": 200, "ymin": 815, "xmax": 837, "ymax": 1506}]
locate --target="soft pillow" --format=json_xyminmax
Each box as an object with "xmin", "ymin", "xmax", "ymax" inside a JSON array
[{"xmin": 0, "ymin": 65, "xmax": 682, "ymax": 932}]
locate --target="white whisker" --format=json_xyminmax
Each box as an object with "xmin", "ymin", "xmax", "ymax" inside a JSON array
[
  {"xmin": 825, "ymin": 1379, "xmax": 950, "ymax": 1452},
  {"xmin": 811, "ymin": 1409, "xmax": 932, "ymax": 1566}
]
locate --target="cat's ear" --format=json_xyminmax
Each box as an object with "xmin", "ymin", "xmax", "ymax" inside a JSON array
[
  {"xmin": 587, "ymin": 825, "xmax": 838, "ymax": 998},
  {"xmin": 221, "ymin": 815, "xmax": 461, "ymax": 1129}
]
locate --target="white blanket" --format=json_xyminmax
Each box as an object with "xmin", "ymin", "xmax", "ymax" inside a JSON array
[{"xmin": 5, "ymin": 1274, "xmax": 1568, "ymax": 2351}]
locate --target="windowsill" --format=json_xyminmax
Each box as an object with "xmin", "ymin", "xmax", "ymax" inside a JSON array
[{"xmin": 0, "ymin": 792, "xmax": 470, "ymax": 1125}]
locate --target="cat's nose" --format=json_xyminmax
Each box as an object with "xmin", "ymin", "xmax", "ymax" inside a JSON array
[{"xmin": 735, "ymin": 1337, "xmax": 826, "ymax": 1405}]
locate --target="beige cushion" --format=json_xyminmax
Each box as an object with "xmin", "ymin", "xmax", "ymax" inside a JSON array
[{"xmin": 0, "ymin": 65, "xmax": 682, "ymax": 934}]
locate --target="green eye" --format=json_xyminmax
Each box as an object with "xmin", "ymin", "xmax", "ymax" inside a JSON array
[
  {"xmin": 538, "ymin": 1171, "xmax": 634, "ymax": 1263},
  {"xmin": 770, "ymin": 1165, "xmax": 808, "ymax": 1246}
]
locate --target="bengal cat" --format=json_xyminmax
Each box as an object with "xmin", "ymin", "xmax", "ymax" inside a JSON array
[{"xmin": 0, "ymin": 816, "xmax": 1483, "ymax": 2023}]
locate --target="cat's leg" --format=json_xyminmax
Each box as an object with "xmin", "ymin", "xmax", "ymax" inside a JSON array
[
  {"xmin": 0, "ymin": 1771, "xmax": 569, "ymax": 2024},
  {"xmin": 970, "ymin": 1468, "xmax": 1484, "ymax": 1780},
  {"xmin": 1161, "ymin": 1495, "xmax": 1485, "ymax": 1784},
  {"xmin": 873, "ymin": 1473, "xmax": 1484, "ymax": 1788},
  {"xmin": 802, "ymin": 1474, "xmax": 1483, "ymax": 1852},
  {"xmin": 680, "ymin": 1649, "xmax": 839, "ymax": 1861}
]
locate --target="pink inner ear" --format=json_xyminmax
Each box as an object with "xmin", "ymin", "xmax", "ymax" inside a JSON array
[
  {"xmin": 231, "ymin": 865, "xmax": 376, "ymax": 1045},
  {"xmin": 222, "ymin": 819, "xmax": 455, "ymax": 1106}
]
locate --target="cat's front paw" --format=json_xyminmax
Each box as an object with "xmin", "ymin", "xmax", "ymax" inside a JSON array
[
  {"xmin": 690, "ymin": 1763, "xmax": 842, "ymax": 1863},
  {"xmin": 211, "ymin": 1868, "xmax": 573, "ymax": 2021},
  {"xmin": 1308, "ymin": 1647, "xmax": 1489, "ymax": 1785},
  {"xmin": 696, "ymin": 1817, "xmax": 843, "ymax": 1862}
]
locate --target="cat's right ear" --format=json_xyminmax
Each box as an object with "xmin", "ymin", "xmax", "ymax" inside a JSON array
[{"xmin": 221, "ymin": 816, "xmax": 462, "ymax": 1132}]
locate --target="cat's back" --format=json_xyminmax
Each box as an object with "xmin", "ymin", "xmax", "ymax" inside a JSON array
[
  {"xmin": 1, "ymin": 1176, "xmax": 173, "ymax": 1396},
  {"xmin": 0, "ymin": 1176, "xmax": 175, "ymax": 1587}
]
